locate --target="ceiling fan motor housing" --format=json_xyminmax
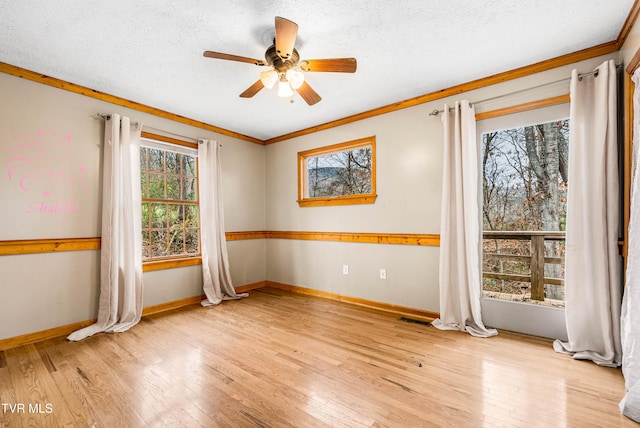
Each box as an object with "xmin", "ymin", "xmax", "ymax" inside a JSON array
[{"xmin": 266, "ymin": 44, "xmax": 300, "ymax": 74}]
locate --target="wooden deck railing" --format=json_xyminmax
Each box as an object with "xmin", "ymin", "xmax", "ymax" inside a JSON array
[{"xmin": 482, "ymin": 231, "xmax": 565, "ymax": 301}]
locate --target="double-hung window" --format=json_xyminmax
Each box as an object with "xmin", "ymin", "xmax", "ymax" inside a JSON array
[{"xmin": 139, "ymin": 137, "xmax": 200, "ymax": 262}]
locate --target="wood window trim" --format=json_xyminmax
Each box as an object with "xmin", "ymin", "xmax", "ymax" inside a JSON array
[
  {"xmin": 475, "ymin": 94, "xmax": 570, "ymax": 121},
  {"xmin": 142, "ymin": 256, "xmax": 202, "ymax": 272},
  {"xmin": 297, "ymin": 136, "xmax": 377, "ymax": 207},
  {"xmin": 141, "ymin": 131, "xmax": 198, "ymax": 150}
]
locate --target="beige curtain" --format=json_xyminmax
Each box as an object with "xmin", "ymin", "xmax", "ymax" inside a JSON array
[
  {"xmin": 198, "ymin": 140, "xmax": 247, "ymax": 306},
  {"xmin": 432, "ymin": 100, "xmax": 497, "ymax": 338},
  {"xmin": 619, "ymin": 68, "xmax": 640, "ymax": 422},
  {"xmin": 68, "ymin": 114, "xmax": 144, "ymax": 341},
  {"xmin": 553, "ymin": 59, "xmax": 622, "ymax": 367}
]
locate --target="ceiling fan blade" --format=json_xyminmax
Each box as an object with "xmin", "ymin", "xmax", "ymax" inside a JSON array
[
  {"xmin": 296, "ymin": 81, "xmax": 322, "ymax": 105},
  {"xmin": 239, "ymin": 80, "xmax": 265, "ymax": 98},
  {"xmin": 275, "ymin": 16, "xmax": 298, "ymax": 60},
  {"xmin": 300, "ymin": 58, "xmax": 357, "ymax": 73},
  {"xmin": 203, "ymin": 51, "xmax": 267, "ymax": 66}
]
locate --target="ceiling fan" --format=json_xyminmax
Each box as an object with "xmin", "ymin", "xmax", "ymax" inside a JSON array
[{"xmin": 203, "ymin": 16, "xmax": 357, "ymax": 105}]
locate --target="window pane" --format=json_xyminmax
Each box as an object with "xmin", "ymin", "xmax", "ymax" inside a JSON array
[
  {"xmin": 166, "ymin": 152, "xmax": 180, "ymax": 175},
  {"xmin": 306, "ymin": 145, "xmax": 372, "ymax": 198},
  {"xmin": 150, "ymin": 230, "xmax": 169, "ymax": 258},
  {"xmin": 140, "ymin": 172, "xmax": 148, "ymax": 197},
  {"xmin": 151, "ymin": 203, "xmax": 167, "ymax": 228},
  {"xmin": 482, "ymin": 120, "xmax": 569, "ymax": 232},
  {"xmin": 169, "ymin": 229, "xmax": 185, "ymax": 255},
  {"xmin": 140, "ymin": 147, "xmax": 148, "ymax": 171},
  {"xmin": 142, "ymin": 230, "xmax": 150, "ymax": 259},
  {"xmin": 185, "ymin": 229, "xmax": 199, "ymax": 254},
  {"xmin": 148, "ymin": 173, "xmax": 165, "ymax": 199},
  {"xmin": 168, "ymin": 204, "xmax": 183, "ymax": 228},
  {"xmin": 186, "ymin": 204, "xmax": 199, "ymax": 227},
  {"xmin": 182, "ymin": 176, "xmax": 197, "ymax": 201},
  {"xmin": 148, "ymin": 148, "xmax": 164, "ymax": 172},
  {"xmin": 183, "ymin": 155, "xmax": 196, "ymax": 177},
  {"xmin": 141, "ymin": 202, "xmax": 150, "ymax": 228},
  {"xmin": 166, "ymin": 175, "xmax": 180, "ymax": 200}
]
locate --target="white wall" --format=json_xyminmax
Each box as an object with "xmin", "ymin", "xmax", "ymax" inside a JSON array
[
  {"xmin": 620, "ymin": 16, "xmax": 640, "ymax": 66},
  {"xmin": 264, "ymin": 53, "xmax": 619, "ymax": 320},
  {"xmin": 0, "ymin": 73, "xmax": 266, "ymax": 339}
]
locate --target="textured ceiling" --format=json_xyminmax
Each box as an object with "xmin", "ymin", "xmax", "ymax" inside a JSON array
[{"xmin": 0, "ymin": 1, "xmax": 635, "ymax": 140}]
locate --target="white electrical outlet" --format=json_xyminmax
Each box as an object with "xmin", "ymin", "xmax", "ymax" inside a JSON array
[
  {"xmin": 380, "ymin": 269, "xmax": 387, "ymax": 280},
  {"xmin": 343, "ymin": 264, "xmax": 349, "ymax": 275}
]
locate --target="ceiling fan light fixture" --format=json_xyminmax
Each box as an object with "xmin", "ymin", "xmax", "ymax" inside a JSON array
[
  {"xmin": 259, "ymin": 69, "xmax": 278, "ymax": 89},
  {"xmin": 277, "ymin": 79, "xmax": 294, "ymax": 98},
  {"xmin": 204, "ymin": 16, "xmax": 355, "ymax": 105},
  {"xmin": 286, "ymin": 69, "xmax": 305, "ymax": 89}
]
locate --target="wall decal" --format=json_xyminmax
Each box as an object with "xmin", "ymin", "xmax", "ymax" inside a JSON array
[{"xmin": 4, "ymin": 128, "xmax": 90, "ymax": 214}]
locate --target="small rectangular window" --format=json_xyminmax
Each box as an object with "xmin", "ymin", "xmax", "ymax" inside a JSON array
[
  {"xmin": 297, "ymin": 136, "xmax": 376, "ymax": 207},
  {"xmin": 140, "ymin": 139, "xmax": 200, "ymax": 261}
]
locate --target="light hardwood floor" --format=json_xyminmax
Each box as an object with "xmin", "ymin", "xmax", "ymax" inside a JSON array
[{"xmin": 0, "ymin": 288, "xmax": 635, "ymax": 427}]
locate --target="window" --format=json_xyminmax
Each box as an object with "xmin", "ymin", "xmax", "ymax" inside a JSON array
[
  {"xmin": 140, "ymin": 138, "xmax": 199, "ymax": 261},
  {"xmin": 481, "ymin": 118, "xmax": 569, "ymax": 305},
  {"xmin": 297, "ymin": 136, "xmax": 376, "ymax": 207}
]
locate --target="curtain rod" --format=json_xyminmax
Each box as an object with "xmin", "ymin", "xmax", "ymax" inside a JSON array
[
  {"xmin": 92, "ymin": 114, "xmax": 202, "ymax": 144},
  {"xmin": 92, "ymin": 113, "xmax": 141, "ymax": 128},
  {"xmin": 429, "ymin": 64, "xmax": 622, "ymax": 116}
]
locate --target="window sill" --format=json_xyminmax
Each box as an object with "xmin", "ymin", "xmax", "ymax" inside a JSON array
[
  {"xmin": 142, "ymin": 257, "xmax": 202, "ymax": 272},
  {"xmin": 297, "ymin": 194, "xmax": 377, "ymax": 207}
]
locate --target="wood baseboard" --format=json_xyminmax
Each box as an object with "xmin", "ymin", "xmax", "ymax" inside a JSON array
[
  {"xmin": 235, "ymin": 281, "xmax": 267, "ymax": 293},
  {"xmin": 141, "ymin": 295, "xmax": 205, "ymax": 317},
  {"xmin": 265, "ymin": 281, "xmax": 439, "ymax": 322},
  {"xmin": 0, "ymin": 281, "xmax": 267, "ymax": 351},
  {"xmin": 0, "ymin": 319, "xmax": 97, "ymax": 351},
  {"xmin": 0, "ymin": 280, "xmax": 435, "ymax": 350}
]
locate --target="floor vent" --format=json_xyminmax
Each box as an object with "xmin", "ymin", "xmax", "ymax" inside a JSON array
[{"xmin": 398, "ymin": 317, "xmax": 431, "ymax": 326}]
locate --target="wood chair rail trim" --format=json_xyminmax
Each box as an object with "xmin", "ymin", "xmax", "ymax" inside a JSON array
[{"xmin": 0, "ymin": 231, "xmax": 442, "ymax": 257}]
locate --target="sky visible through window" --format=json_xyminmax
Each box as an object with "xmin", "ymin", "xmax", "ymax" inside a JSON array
[
  {"xmin": 306, "ymin": 145, "xmax": 372, "ymax": 198},
  {"xmin": 482, "ymin": 119, "xmax": 569, "ymax": 303}
]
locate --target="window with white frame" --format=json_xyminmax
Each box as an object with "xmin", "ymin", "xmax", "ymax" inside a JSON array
[{"xmin": 139, "ymin": 138, "xmax": 200, "ymax": 261}]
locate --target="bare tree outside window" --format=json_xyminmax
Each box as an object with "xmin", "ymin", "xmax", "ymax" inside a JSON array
[
  {"xmin": 482, "ymin": 119, "xmax": 569, "ymax": 305},
  {"xmin": 307, "ymin": 146, "xmax": 372, "ymax": 198},
  {"xmin": 297, "ymin": 136, "xmax": 377, "ymax": 207}
]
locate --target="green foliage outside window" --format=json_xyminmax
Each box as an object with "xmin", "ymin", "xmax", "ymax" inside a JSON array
[{"xmin": 140, "ymin": 145, "xmax": 199, "ymax": 260}]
